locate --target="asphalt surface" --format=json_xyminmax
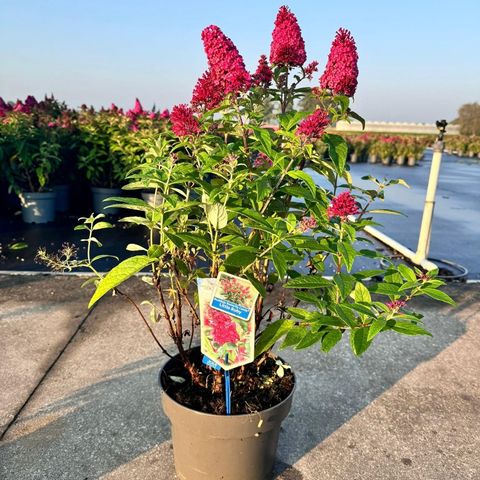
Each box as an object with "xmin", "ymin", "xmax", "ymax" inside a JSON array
[{"xmin": 1, "ymin": 275, "xmax": 479, "ymax": 479}]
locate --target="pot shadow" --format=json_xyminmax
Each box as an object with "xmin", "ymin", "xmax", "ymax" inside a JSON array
[{"xmin": 0, "ymin": 357, "xmax": 174, "ymax": 480}]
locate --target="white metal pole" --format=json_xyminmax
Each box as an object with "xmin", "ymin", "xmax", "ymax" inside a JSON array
[{"xmin": 412, "ymin": 138, "xmax": 444, "ymax": 264}]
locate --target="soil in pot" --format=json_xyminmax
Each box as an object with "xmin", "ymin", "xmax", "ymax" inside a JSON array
[{"xmin": 162, "ymin": 347, "xmax": 294, "ymax": 415}]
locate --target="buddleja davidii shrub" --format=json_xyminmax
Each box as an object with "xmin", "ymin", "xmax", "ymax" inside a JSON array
[{"xmin": 82, "ymin": 6, "xmax": 454, "ymax": 373}]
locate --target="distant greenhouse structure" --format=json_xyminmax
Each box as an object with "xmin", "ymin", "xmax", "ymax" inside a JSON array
[{"xmin": 334, "ymin": 120, "xmax": 460, "ymax": 135}]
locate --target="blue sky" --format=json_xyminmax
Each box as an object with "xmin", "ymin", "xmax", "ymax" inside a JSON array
[{"xmin": 1, "ymin": 0, "xmax": 479, "ymax": 122}]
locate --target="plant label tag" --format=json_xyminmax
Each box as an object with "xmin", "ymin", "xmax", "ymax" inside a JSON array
[
  {"xmin": 210, "ymin": 272, "xmax": 259, "ymax": 321},
  {"xmin": 202, "ymin": 355, "xmax": 221, "ymax": 371},
  {"xmin": 198, "ymin": 277, "xmax": 255, "ymax": 371}
]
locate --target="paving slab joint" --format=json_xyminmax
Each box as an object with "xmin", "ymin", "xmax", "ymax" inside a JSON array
[{"xmin": 0, "ymin": 304, "xmax": 96, "ymax": 441}]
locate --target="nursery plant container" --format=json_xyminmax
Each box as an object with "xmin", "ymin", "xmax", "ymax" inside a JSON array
[
  {"xmin": 349, "ymin": 152, "xmax": 358, "ymax": 163},
  {"xmin": 91, "ymin": 187, "xmax": 122, "ymax": 215},
  {"xmin": 368, "ymin": 154, "xmax": 378, "ymax": 164},
  {"xmin": 141, "ymin": 190, "xmax": 162, "ymax": 207},
  {"xmin": 407, "ymin": 155, "xmax": 416, "ymax": 167},
  {"xmin": 19, "ymin": 191, "xmax": 57, "ymax": 223},
  {"xmin": 381, "ymin": 156, "xmax": 391, "ymax": 166},
  {"xmin": 160, "ymin": 349, "xmax": 295, "ymax": 480},
  {"xmin": 53, "ymin": 184, "xmax": 70, "ymax": 212},
  {"xmin": 396, "ymin": 155, "xmax": 406, "ymax": 166}
]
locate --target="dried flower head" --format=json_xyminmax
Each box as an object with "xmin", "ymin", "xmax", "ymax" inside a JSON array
[
  {"xmin": 298, "ymin": 216, "xmax": 318, "ymax": 232},
  {"xmin": 253, "ymin": 152, "xmax": 273, "ymax": 169}
]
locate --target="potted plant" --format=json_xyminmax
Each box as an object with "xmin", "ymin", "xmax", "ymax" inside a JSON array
[
  {"xmin": 1, "ymin": 107, "xmax": 61, "ymax": 223},
  {"xmin": 38, "ymin": 6, "xmax": 454, "ymax": 480},
  {"xmin": 77, "ymin": 109, "xmax": 127, "ymax": 214}
]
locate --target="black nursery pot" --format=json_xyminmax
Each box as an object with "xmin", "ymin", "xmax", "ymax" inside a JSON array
[{"xmin": 159, "ymin": 347, "xmax": 295, "ymax": 480}]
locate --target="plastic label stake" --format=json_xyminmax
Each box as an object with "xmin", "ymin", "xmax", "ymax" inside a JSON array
[{"xmin": 224, "ymin": 354, "xmax": 231, "ymax": 415}]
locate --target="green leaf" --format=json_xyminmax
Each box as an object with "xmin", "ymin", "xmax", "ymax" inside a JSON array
[
  {"xmin": 287, "ymin": 170, "xmax": 316, "ymax": 197},
  {"xmin": 245, "ymin": 273, "xmax": 266, "ymax": 298},
  {"xmin": 333, "ymin": 304, "xmax": 357, "ymax": 328},
  {"xmin": 334, "ymin": 273, "xmax": 356, "ymax": 300},
  {"xmin": 284, "ymin": 275, "xmax": 332, "ymax": 289},
  {"xmin": 251, "ymin": 126, "xmax": 273, "ymax": 157},
  {"xmin": 88, "ymin": 255, "xmax": 153, "ymax": 308},
  {"xmin": 397, "ymin": 264, "xmax": 417, "ymax": 282},
  {"xmin": 392, "ymin": 322, "xmax": 432, "ymax": 336},
  {"xmin": 205, "ymin": 203, "xmax": 228, "ymax": 230},
  {"xmin": 272, "ymin": 248, "xmax": 287, "ymax": 280},
  {"xmin": 421, "ymin": 288, "xmax": 455, "ymax": 305},
  {"xmin": 92, "ymin": 221, "xmax": 114, "ymax": 231},
  {"xmin": 321, "ymin": 330, "xmax": 343, "ymax": 352},
  {"xmin": 337, "ymin": 241, "xmax": 356, "ymax": 272},
  {"xmin": 174, "ymin": 233, "xmax": 211, "ymax": 252},
  {"xmin": 350, "ymin": 327, "xmax": 371, "ymax": 356},
  {"xmin": 255, "ymin": 319, "xmax": 295, "ymax": 357},
  {"xmin": 369, "ymin": 208, "xmax": 404, "ymax": 216},
  {"xmin": 147, "ymin": 244, "xmax": 164, "ymax": 258},
  {"xmin": 323, "ymin": 133, "xmax": 348, "ymax": 174},
  {"xmin": 295, "ymin": 330, "xmax": 324, "ymax": 349},
  {"xmin": 225, "ymin": 247, "xmax": 257, "ymax": 268},
  {"xmin": 368, "ymin": 282, "xmax": 401, "ymax": 296},
  {"xmin": 348, "ymin": 110, "xmax": 365, "ymax": 130},
  {"xmin": 126, "ymin": 243, "xmax": 146, "ymax": 252},
  {"xmin": 367, "ymin": 317, "xmax": 386, "ymax": 341},
  {"xmin": 353, "ymin": 282, "xmax": 371, "ymax": 303},
  {"xmin": 280, "ymin": 326, "xmax": 307, "ymax": 349},
  {"xmin": 279, "ymin": 111, "xmax": 308, "ymax": 131}
]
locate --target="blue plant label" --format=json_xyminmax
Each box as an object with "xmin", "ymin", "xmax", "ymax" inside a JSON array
[
  {"xmin": 211, "ymin": 298, "xmax": 250, "ymax": 320},
  {"xmin": 202, "ymin": 355, "xmax": 221, "ymax": 371},
  {"xmin": 210, "ymin": 272, "xmax": 259, "ymax": 321}
]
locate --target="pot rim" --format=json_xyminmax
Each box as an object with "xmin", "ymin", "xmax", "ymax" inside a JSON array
[
  {"xmin": 159, "ymin": 348, "xmax": 296, "ymax": 419},
  {"xmin": 19, "ymin": 190, "xmax": 57, "ymax": 198}
]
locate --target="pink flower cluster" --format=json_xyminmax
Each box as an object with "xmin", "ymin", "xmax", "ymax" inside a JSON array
[
  {"xmin": 296, "ymin": 109, "xmax": 330, "ymax": 141},
  {"xmin": 0, "ymin": 95, "xmax": 39, "ymax": 116},
  {"xmin": 253, "ymin": 152, "xmax": 273, "ymax": 169},
  {"xmin": 252, "ymin": 55, "xmax": 273, "ymax": 88},
  {"xmin": 170, "ymin": 104, "xmax": 201, "ymax": 137},
  {"xmin": 191, "ymin": 25, "xmax": 251, "ymax": 111},
  {"xmin": 270, "ymin": 6, "xmax": 306, "ymax": 66},
  {"xmin": 191, "ymin": 69, "xmax": 225, "ymax": 110},
  {"xmin": 304, "ymin": 61, "xmax": 319, "ymax": 80},
  {"xmin": 204, "ymin": 306, "xmax": 240, "ymax": 345},
  {"xmin": 320, "ymin": 28, "xmax": 359, "ymax": 97},
  {"xmin": 327, "ymin": 191, "xmax": 359, "ymax": 220},
  {"xmin": 386, "ymin": 299, "xmax": 407, "ymax": 311},
  {"xmin": 298, "ymin": 216, "xmax": 318, "ymax": 232}
]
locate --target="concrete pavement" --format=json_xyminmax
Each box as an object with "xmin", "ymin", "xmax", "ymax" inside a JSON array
[{"xmin": 0, "ymin": 274, "xmax": 479, "ymax": 479}]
